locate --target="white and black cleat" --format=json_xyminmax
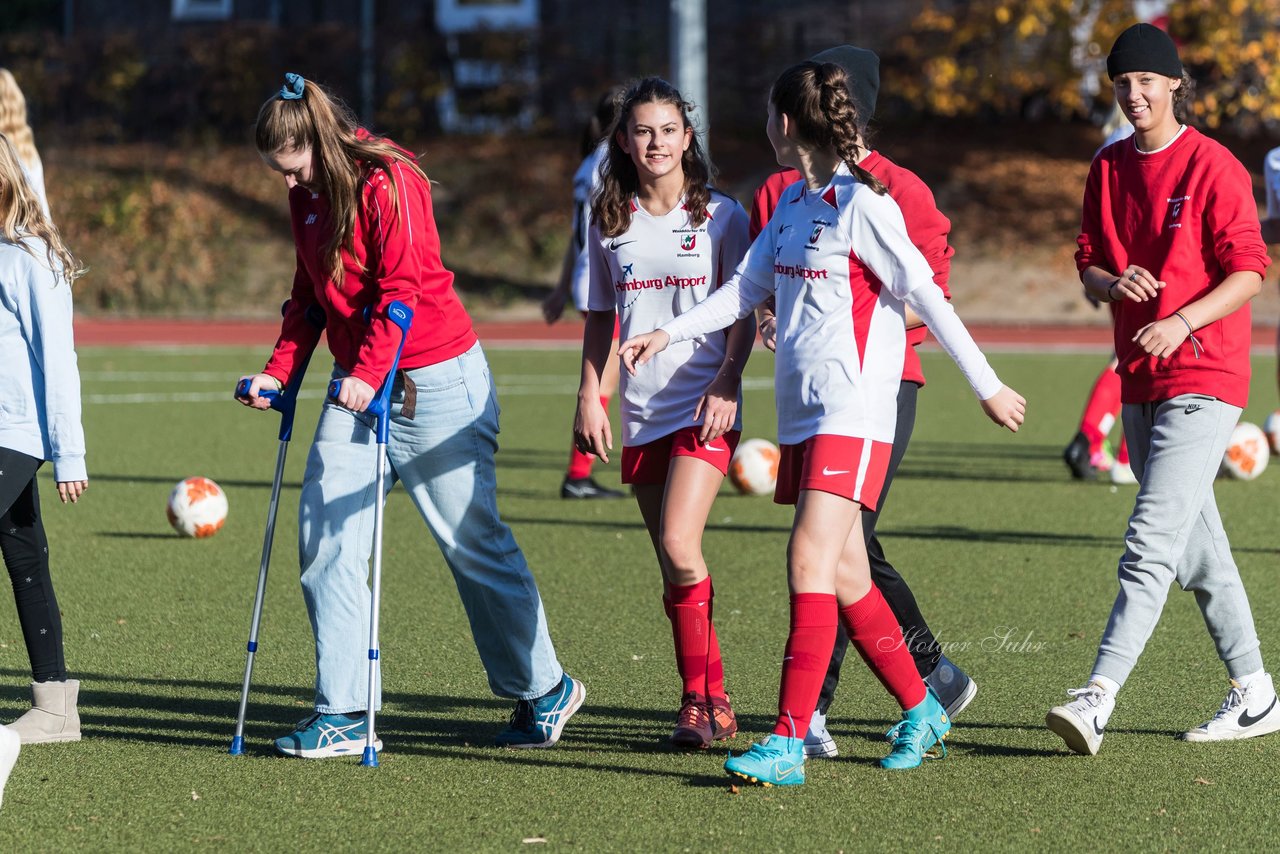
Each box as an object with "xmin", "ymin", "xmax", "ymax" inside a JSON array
[
  {"xmin": 1183, "ymin": 674, "xmax": 1280, "ymax": 742},
  {"xmin": 1047, "ymin": 682, "xmax": 1115, "ymax": 756}
]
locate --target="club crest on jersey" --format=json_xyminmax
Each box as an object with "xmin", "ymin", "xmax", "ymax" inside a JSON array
[
  {"xmin": 680, "ymin": 234, "xmax": 697, "ymax": 251},
  {"xmin": 1166, "ymin": 195, "xmax": 1189, "ymax": 230},
  {"xmin": 809, "ymin": 224, "xmax": 824, "ymax": 243}
]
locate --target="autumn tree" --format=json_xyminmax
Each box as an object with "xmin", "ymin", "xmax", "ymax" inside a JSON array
[{"xmin": 892, "ymin": 0, "xmax": 1280, "ymax": 132}]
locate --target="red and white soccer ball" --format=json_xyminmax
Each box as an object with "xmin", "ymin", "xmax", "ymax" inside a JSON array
[
  {"xmin": 1264, "ymin": 410, "xmax": 1280, "ymax": 456},
  {"xmin": 166, "ymin": 476, "xmax": 229, "ymax": 538},
  {"xmin": 1220, "ymin": 422, "xmax": 1270, "ymax": 482},
  {"xmin": 728, "ymin": 438, "xmax": 780, "ymax": 496}
]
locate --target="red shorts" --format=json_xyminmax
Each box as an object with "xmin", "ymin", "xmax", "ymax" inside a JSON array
[
  {"xmin": 621, "ymin": 427, "xmax": 741, "ymax": 485},
  {"xmin": 775, "ymin": 434, "xmax": 893, "ymax": 510}
]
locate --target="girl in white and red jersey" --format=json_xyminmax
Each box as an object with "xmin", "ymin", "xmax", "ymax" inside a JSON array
[
  {"xmin": 621, "ymin": 62, "xmax": 1024, "ymax": 784},
  {"xmin": 1047, "ymin": 24, "xmax": 1280, "ymax": 755},
  {"xmin": 575, "ymin": 77, "xmax": 754, "ymax": 749},
  {"xmin": 236, "ymin": 74, "xmax": 583, "ymax": 758},
  {"xmin": 751, "ymin": 46, "xmax": 978, "ymax": 762}
]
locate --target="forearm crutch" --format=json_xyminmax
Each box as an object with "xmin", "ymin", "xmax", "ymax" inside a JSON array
[
  {"xmin": 229, "ymin": 301, "xmax": 325, "ymax": 756},
  {"xmin": 326, "ymin": 300, "xmax": 414, "ymax": 768}
]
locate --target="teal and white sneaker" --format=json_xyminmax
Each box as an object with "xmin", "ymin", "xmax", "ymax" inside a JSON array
[
  {"xmin": 724, "ymin": 734, "xmax": 806, "ymax": 786},
  {"xmin": 495, "ymin": 673, "xmax": 585, "ymax": 748},
  {"xmin": 274, "ymin": 712, "xmax": 381, "ymax": 759},
  {"xmin": 880, "ymin": 688, "xmax": 950, "ymax": 770}
]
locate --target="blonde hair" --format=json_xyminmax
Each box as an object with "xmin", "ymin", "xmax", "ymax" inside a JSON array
[
  {"xmin": 254, "ymin": 77, "xmax": 429, "ymax": 281},
  {"xmin": 0, "ymin": 134, "xmax": 82, "ymax": 283},
  {"xmin": 0, "ymin": 69, "xmax": 41, "ymax": 174}
]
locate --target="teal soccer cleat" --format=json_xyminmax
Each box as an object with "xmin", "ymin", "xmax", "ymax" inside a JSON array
[
  {"xmin": 724, "ymin": 734, "xmax": 806, "ymax": 786},
  {"xmin": 880, "ymin": 688, "xmax": 950, "ymax": 770}
]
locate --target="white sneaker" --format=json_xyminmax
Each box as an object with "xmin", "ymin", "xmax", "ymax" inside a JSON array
[
  {"xmin": 1183, "ymin": 674, "xmax": 1280, "ymax": 742},
  {"xmin": 803, "ymin": 710, "xmax": 838, "ymax": 758},
  {"xmin": 0, "ymin": 725, "xmax": 19, "ymax": 809},
  {"xmin": 1046, "ymin": 683, "xmax": 1115, "ymax": 756},
  {"xmin": 1109, "ymin": 461, "xmax": 1137, "ymax": 485}
]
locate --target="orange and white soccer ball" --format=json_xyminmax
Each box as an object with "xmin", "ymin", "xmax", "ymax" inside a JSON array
[
  {"xmin": 1221, "ymin": 422, "xmax": 1270, "ymax": 481},
  {"xmin": 166, "ymin": 477, "xmax": 229, "ymax": 538},
  {"xmin": 728, "ymin": 438, "xmax": 780, "ymax": 496},
  {"xmin": 1264, "ymin": 410, "xmax": 1280, "ymax": 456}
]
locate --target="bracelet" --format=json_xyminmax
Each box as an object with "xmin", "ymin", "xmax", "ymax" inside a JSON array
[
  {"xmin": 1107, "ymin": 277, "xmax": 1121, "ymax": 301},
  {"xmin": 1173, "ymin": 310, "xmax": 1195, "ymax": 334}
]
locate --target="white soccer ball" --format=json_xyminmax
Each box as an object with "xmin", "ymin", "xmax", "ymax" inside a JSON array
[
  {"xmin": 1221, "ymin": 422, "xmax": 1270, "ymax": 481},
  {"xmin": 166, "ymin": 476, "xmax": 229, "ymax": 538},
  {"xmin": 728, "ymin": 438, "xmax": 780, "ymax": 496},
  {"xmin": 1264, "ymin": 410, "xmax": 1280, "ymax": 456}
]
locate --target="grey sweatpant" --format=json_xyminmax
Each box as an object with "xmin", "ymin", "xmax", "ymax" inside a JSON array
[{"xmin": 1092, "ymin": 393, "xmax": 1264, "ymax": 687}]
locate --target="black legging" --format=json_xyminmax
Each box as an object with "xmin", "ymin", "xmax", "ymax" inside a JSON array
[
  {"xmin": 817, "ymin": 381, "xmax": 941, "ymax": 714},
  {"xmin": 0, "ymin": 448, "xmax": 66, "ymax": 682}
]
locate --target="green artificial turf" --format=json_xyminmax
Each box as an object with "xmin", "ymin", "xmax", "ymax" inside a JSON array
[{"xmin": 1, "ymin": 346, "xmax": 1277, "ymax": 851}]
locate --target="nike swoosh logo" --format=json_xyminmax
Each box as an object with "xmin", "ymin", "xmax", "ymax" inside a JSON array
[
  {"xmin": 1238, "ymin": 696, "xmax": 1277, "ymax": 728},
  {"xmin": 1092, "ymin": 717, "xmax": 1105, "ymax": 735},
  {"xmin": 821, "ymin": 466, "xmax": 849, "ymax": 476},
  {"xmin": 608, "ymin": 239, "xmax": 637, "ymax": 251},
  {"xmin": 704, "ymin": 445, "xmax": 725, "ymax": 453},
  {"xmin": 1184, "ymin": 404, "xmax": 1204, "ymax": 414},
  {"xmin": 773, "ymin": 760, "xmax": 803, "ymax": 779}
]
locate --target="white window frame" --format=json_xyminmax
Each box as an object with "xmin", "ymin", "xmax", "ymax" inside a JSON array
[
  {"xmin": 172, "ymin": 0, "xmax": 233, "ymax": 22},
  {"xmin": 435, "ymin": 0, "xmax": 538, "ymax": 34}
]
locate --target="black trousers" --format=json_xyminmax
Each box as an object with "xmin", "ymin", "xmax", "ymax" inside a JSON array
[
  {"xmin": 0, "ymin": 448, "xmax": 66, "ymax": 682},
  {"xmin": 816, "ymin": 381, "xmax": 941, "ymax": 714}
]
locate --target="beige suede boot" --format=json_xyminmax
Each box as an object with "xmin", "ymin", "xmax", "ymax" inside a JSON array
[{"xmin": 8, "ymin": 679, "xmax": 81, "ymax": 744}]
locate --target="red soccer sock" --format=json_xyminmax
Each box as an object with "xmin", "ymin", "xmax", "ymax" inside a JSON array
[
  {"xmin": 706, "ymin": 585, "xmax": 726, "ymax": 700},
  {"xmin": 1079, "ymin": 365, "xmax": 1122, "ymax": 452},
  {"xmin": 841, "ymin": 586, "xmax": 926, "ymax": 710},
  {"xmin": 668, "ymin": 577, "xmax": 714, "ymax": 698},
  {"xmin": 1117, "ymin": 434, "xmax": 1130, "ymax": 466},
  {"xmin": 772, "ymin": 593, "xmax": 837, "ymax": 738},
  {"xmin": 566, "ymin": 395, "xmax": 612, "ymax": 480}
]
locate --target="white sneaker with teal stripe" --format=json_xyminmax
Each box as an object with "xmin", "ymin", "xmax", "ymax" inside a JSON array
[
  {"xmin": 495, "ymin": 673, "xmax": 585, "ymax": 748},
  {"xmin": 274, "ymin": 712, "xmax": 381, "ymax": 759}
]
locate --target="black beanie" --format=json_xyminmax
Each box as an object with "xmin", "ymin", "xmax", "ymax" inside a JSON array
[
  {"xmin": 810, "ymin": 45, "xmax": 880, "ymax": 123},
  {"xmin": 1107, "ymin": 23, "xmax": 1182, "ymax": 79}
]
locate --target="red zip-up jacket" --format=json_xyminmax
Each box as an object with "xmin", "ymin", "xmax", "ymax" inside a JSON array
[
  {"xmin": 263, "ymin": 135, "xmax": 476, "ymax": 390},
  {"xmin": 750, "ymin": 151, "xmax": 953, "ymax": 386},
  {"xmin": 1076, "ymin": 127, "xmax": 1269, "ymax": 408}
]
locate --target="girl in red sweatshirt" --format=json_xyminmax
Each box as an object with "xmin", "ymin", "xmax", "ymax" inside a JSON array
[
  {"xmin": 237, "ymin": 74, "xmax": 583, "ymax": 758},
  {"xmin": 1047, "ymin": 23, "xmax": 1279, "ymax": 755}
]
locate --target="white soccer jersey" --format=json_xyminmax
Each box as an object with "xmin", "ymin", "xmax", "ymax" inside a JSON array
[
  {"xmin": 570, "ymin": 142, "xmax": 609, "ymax": 311},
  {"xmin": 662, "ymin": 163, "xmax": 1001, "ymax": 445},
  {"xmin": 588, "ymin": 190, "xmax": 751, "ymax": 445}
]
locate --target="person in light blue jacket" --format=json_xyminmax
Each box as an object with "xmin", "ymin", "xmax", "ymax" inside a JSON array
[{"xmin": 0, "ymin": 132, "xmax": 86, "ymax": 749}]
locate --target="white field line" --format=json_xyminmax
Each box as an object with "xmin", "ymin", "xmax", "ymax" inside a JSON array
[{"xmin": 83, "ymin": 375, "xmax": 777, "ymax": 405}]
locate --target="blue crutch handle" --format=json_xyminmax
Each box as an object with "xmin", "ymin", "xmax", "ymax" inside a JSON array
[{"xmin": 326, "ymin": 300, "xmax": 415, "ymax": 442}]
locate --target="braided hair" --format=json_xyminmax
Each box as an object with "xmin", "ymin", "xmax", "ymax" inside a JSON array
[{"xmin": 770, "ymin": 61, "xmax": 885, "ymax": 195}]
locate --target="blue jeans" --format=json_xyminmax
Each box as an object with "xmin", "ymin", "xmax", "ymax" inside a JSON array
[
  {"xmin": 298, "ymin": 342, "xmax": 563, "ymax": 713},
  {"xmin": 1093, "ymin": 394, "xmax": 1263, "ymax": 686}
]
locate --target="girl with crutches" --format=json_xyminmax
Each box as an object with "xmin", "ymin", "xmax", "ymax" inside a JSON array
[
  {"xmin": 237, "ymin": 74, "xmax": 583, "ymax": 758},
  {"xmin": 620, "ymin": 61, "xmax": 1024, "ymax": 784}
]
